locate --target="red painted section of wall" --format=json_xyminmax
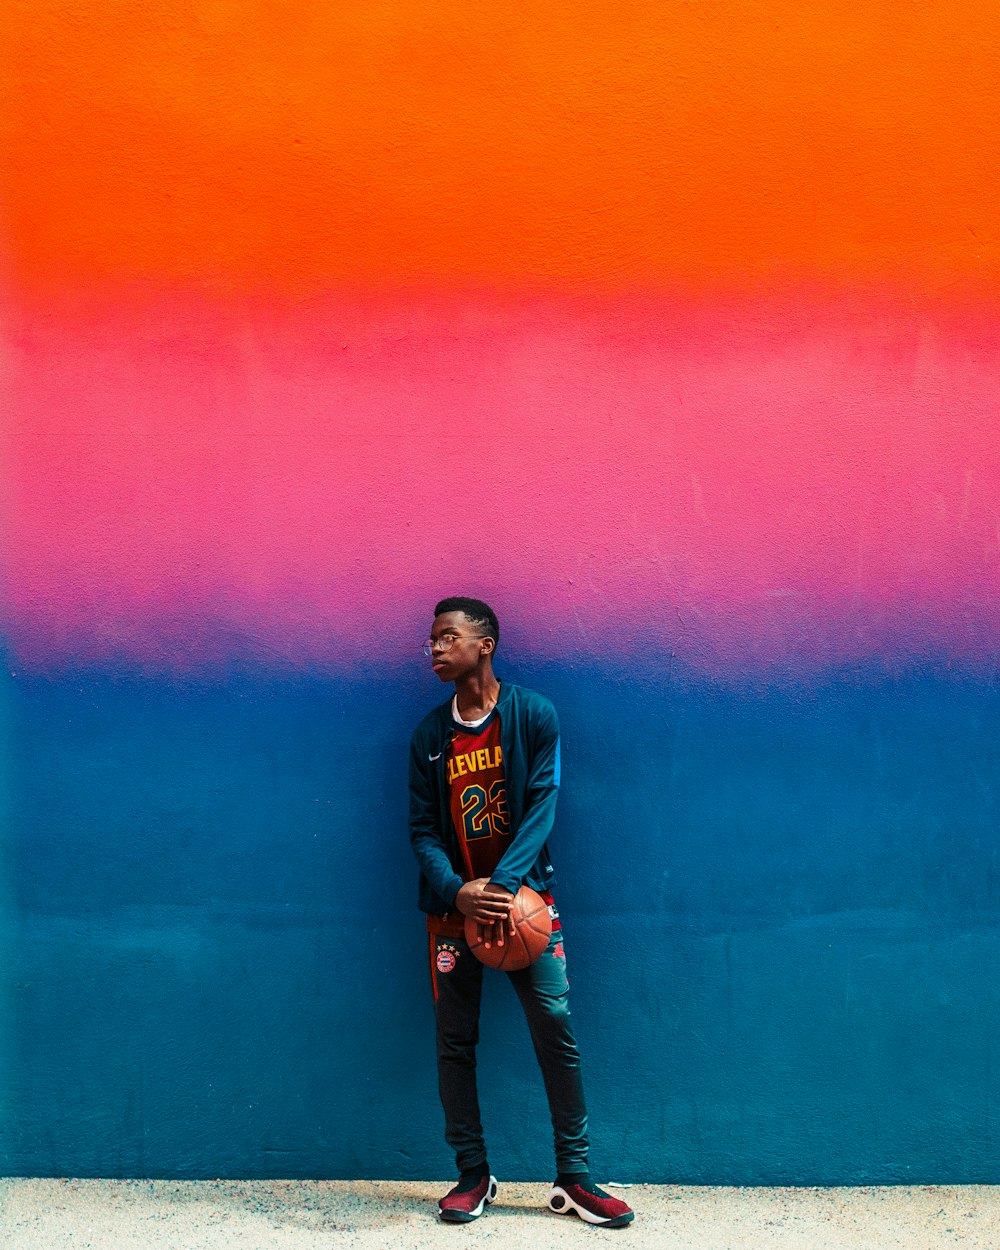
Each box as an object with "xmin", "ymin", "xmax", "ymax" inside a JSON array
[{"xmin": 6, "ymin": 293, "xmax": 999, "ymax": 674}]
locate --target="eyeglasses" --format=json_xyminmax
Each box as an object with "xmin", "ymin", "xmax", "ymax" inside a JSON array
[{"xmin": 422, "ymin": 635, "xmax": 487, "ymax": 656}]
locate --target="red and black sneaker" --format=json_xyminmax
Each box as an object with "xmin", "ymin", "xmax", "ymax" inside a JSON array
[
  {"xmin": 548, "ymin": 1179, "xmax": 634, "ymax": 1227},
  {"xmin": 438, "ymin": 1173, "xmax": 498, "ymax": 1223}
]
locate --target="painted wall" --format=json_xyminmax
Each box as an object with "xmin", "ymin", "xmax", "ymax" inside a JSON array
[{"xmin": 3, "ymin": 1, "xmax": 999, "ymax": 1181}]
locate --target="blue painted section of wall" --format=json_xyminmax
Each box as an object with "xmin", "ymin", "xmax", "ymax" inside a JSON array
[{"xmin": 2, "ymin": 662, "xmax": 998, "ymax": 1181}]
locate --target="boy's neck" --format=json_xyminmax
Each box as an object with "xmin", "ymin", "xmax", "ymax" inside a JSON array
[{"xmin": 453, "ymin": 667, "xmax": 500, "ymax": 721}]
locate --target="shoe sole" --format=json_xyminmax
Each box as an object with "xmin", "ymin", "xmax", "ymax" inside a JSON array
[
  {"xmin": 548, "ymin": 1185, "xmax": 634, "ymax": 1228},
  {"xmin": 439, "ymin": 1176, "xmax": 498, "ymax": 1222}
]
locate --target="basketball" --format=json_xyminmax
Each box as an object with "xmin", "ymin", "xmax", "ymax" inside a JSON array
[{"xmin": 465, "ymin": 885, "xmax": 553, "ymax": 971}]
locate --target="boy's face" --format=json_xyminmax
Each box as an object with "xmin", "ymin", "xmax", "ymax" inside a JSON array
[{"xmin": 427, "ymin": 611, "xmax": 494, "ymax": 683}]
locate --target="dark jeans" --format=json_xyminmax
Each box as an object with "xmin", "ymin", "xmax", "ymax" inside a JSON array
[{"xmin": 429, "ymin": 926, "xmax": 590, "ymax": 1174}]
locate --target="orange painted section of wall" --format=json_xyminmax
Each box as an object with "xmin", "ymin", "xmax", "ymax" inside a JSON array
[{"xmin": 4, "ymin": 0, "xmax": 999, "ymax": 294}]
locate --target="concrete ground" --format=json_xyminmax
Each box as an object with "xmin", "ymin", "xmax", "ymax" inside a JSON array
[{"xmin": 2, "ymin": 1179, "xmax": 999, "ymax": 1250}]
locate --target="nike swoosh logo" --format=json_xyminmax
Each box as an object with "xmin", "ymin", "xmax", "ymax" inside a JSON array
[{"xmin": 428, "ymin": 752, "xmax": 442, "ymax": 761}]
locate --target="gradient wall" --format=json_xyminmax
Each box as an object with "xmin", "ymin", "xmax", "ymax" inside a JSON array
[{"xmin": 3, "ymin": 1, "xmax": 999, "ymax": 1182}]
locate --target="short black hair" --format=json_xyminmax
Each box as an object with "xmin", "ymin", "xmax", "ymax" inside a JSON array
[{"xmin": 434, "ymin": 597, "xmax": 500, "ymax": 647}]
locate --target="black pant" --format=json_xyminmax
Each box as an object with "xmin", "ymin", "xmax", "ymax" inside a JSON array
[{"xmin": 429, "ymin": 926, "xmax": 590, "ymax": 1174}]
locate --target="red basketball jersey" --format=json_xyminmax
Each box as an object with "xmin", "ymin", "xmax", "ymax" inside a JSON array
[{"xmin": 447, "ymin": 713, "xmax": 512, "ymax": 881}]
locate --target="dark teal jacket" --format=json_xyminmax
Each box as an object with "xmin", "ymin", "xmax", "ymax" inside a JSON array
[{"xmin": 408, "ymin": 681, "xmax": 559, "ymax": 914}]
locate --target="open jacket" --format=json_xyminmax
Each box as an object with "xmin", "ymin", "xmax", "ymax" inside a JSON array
[{"xmin": 408, "ymin": 681, "xmax": 560, "ymax": 914}]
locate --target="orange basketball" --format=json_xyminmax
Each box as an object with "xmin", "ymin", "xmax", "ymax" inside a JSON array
[{"xmin": 465, "ymin": 886, "xmax": 553, "ymax": 971}]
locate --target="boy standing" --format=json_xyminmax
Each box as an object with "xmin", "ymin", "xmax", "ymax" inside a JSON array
[{"xmin": 408, "ymin": 596, "xmax": 634, "ymax": 1227}]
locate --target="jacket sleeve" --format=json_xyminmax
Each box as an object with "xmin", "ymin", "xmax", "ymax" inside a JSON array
[
  {"xmin": 488, "ymin": 700, "xmax": 560, "ymax": 896},
  {"xmin": 408, "ymin": 729, "xmax": 464, "ymax": 908}
]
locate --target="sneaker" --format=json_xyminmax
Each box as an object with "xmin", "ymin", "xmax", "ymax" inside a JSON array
[
  {"xmin": 438, "ymin": 1173, "xmax": 498, "ymax": 1223},
  {"xmin": 549, "ymin": 1180, "xmax": 634, "ymax": 1227}
]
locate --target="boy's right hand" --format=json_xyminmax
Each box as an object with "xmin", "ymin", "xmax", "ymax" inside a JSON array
[{"xmin": 456, "ymin": 879, "xmax": 516, "ymax": 949}]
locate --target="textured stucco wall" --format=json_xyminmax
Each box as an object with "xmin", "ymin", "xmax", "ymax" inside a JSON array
[{"xmin": 2, "ymin": 0, "xmax": 999, "ymax": 1181}]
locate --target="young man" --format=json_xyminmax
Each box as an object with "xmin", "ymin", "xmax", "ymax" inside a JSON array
[{"xmin": 408, "ymin": 596, "xmax": 634, "ymax": 1227}]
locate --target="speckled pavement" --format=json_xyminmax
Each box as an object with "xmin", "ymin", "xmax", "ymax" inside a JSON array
[{"xmin": 2, "ymin": 1179, "xmax": 999, "ymax": 1249}]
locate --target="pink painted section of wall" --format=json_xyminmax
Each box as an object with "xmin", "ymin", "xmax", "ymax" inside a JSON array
[{"xmin": 6, "ymin": 292, "xmax": 999, "ymax": 675}]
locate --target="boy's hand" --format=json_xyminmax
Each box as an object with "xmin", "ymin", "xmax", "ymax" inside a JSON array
[{"xmin": 456, "ymin": 879, "xmax": 516, "ymax": 949}]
